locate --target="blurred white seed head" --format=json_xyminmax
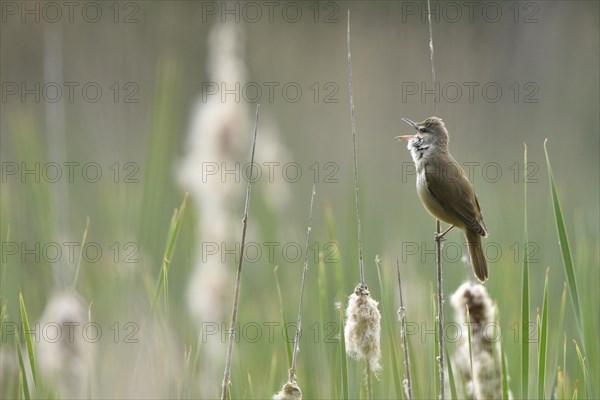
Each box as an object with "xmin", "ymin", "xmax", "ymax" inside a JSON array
[
  {"xmin": 177, "ymin": 23, "xmax": 252, "ymax": 398},
  {"xmin": 179, "ymin": 22, "xmax": 292, "ymax": 329},
  {"xmin": 449, "ymin": 343, "xmax": 474, "ymax": 399},
  {"xmin": 179, "ymin": 23, "xmax": 251, "ymax": 330},
  {"xmin": 186, "ymin": 258, "xmax": 231, "ymax": 327},
  {"xmin": 178, "ymin": 22, "xmax": 293, "ymax": 395},
  {"xmin": 449, "ymin": 282, "xmax": 512, "ymax": 400},
  {"xmin": 37, "ymin": 290, "xmax": 91, "ymax": 400},
  {"xmin": 344, "ymin": 283, "xmax": 382, "ymax": 374},
  {"xmin": 451, "ymin": 281, "xmax": 494, "ymax": 329},
  {"xmin": 207, "ymin": 23, "xmax": 247, "ymax": 85}
]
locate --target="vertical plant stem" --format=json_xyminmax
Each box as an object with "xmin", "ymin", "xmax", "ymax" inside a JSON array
[
  {"xmin": 396, "ymin": 260, "xmax": 413, "ymax": 400},
  {"xmin": 426, "ymin": 0, "xmax": 444, "ymax": 396},
  {"xmin": 346, "ymin": 10, "xmax": 365, "ymax": 284},
  {"xmin": 290, "ymin": 185, "xmax": 317, "ymax": 379},
  {"xmin": 220, "ymin": 104, "xmax": 260, "ymax": 400},
  {"xmin": 435, "ymin": 220, "xmax": 445, "ymax": 400},
  {"xmin": 427, "ymin": 0, "xmax": 437, "ymax": 116}
]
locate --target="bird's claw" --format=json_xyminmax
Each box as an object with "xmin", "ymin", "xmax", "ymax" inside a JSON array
[{"xmin": 434, "ymin": 232, "xmax": 446, "ymax": 241}]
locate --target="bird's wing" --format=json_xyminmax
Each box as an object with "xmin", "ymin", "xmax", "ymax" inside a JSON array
[
  {"xmin": 424, "ymin": 161, "xmax": 487, "ymax": 237},
  {"xmin": 474, "ymin": 194, "xmax": 488, "ymax": 237}
]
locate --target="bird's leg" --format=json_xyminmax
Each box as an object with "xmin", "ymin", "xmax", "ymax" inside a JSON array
[{"xmin": 435, "ymin": 225, "xmax": 455, "ymax": 241}]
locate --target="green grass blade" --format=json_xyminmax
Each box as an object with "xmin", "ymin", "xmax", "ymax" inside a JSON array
[
  {"xmin": 544, "ymin": 140, "xmax": 593, "ymax": 397},
  {"xmin": 444, "ymin": 346, "xmax": 457, "ymax": 400},
  {"xmin": 521, "ymin": 143, "xmax": 530, "ymax": 399},
  {"xmin": 16, "ymin": 337, "xmax": 30, "ymax": 400},
  {"xmin": 152, "ymin": 193, "xmax": 188, "ymax": 313},
  {"xmin": 339, "ymin": 302, "xmax": 349, "ymax": 400},
  {"xmin": 538, "ymin": 269, "xmax": 549, "ymax": 399},
  {"xmin": 543, "ymin": 140, "xmax": 582, "ymax": 331},
  {"xmin": 18, "ymin": 290, "xmax": 37, "ymax": 388}
]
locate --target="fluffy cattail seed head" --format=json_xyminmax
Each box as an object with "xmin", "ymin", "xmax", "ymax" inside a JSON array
[
  {"xmin": 344, "ymin": 283, "xmax": 382, "ymax": 373},
  {"xmin": 272, "ymin": 379, "xmax": 302, "ymax": 400}
]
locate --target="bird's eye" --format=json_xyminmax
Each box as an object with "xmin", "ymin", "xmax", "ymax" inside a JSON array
[{"xmin": 419, "ymin": 127, "xmax": 428, "ymax": 133}]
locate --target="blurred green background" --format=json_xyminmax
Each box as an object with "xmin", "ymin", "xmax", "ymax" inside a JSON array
[{"xmin": 1, "ymin": 1, "xmax": 598, "ymax": 399}]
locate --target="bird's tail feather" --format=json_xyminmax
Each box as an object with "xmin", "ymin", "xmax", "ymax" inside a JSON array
[{"xmin": 465, "ymin": 229, "xmax": 488, "ymax": 282}]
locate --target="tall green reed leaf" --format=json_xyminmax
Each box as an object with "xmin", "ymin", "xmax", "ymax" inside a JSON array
[
  {"xmin": 538, "ymin": 269, "xmax": 549, "ymax": 399},
  {"xmin": 544, "ymin": 140, "xmax": 593, "ymax": 397},
  {"xmin": 543, "ymin": 140, "xmax": 582, "ymax": 333},
  {"xmin": 521, "ymin": 143, "xmax": 530, "ymax": 399}
]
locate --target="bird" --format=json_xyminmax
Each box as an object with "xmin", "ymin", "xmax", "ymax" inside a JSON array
[{"xmin": 396, "ymin": 117, "xmax": 489, "ymax": 282}]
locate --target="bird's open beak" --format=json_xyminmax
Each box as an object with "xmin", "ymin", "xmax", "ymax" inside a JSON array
[
  {"xmin": 402, "ymin": 118, "xmax": 418, "ymax": 129},
  {"xmin": 395, "ymin": 118, "xmax": 418, "ymax": 140}
]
